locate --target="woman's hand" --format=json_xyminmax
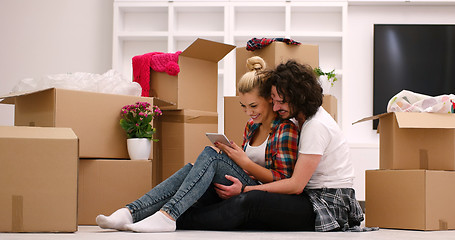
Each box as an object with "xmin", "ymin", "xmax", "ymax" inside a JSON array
[
  {"xmin": 215, "ymin": 141, "xmax": 250, "ymax": 167},
  {"xmin": 214, "ymin": 175, "xmax": 243, "ymax": 199}
]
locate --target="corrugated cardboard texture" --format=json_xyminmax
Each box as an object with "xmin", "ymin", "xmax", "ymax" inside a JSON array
[
  {"xmin": 236, "ymin": 43, "xmax": 319, "ymax": 95},
  {"xmin": 366, "ymin": 170, "xmax": 455, "ymax": 230},
  {"xmin": 0, "ymin": 126, "xmax": 78, "ymax": 233},
  {"xmin": 77, "ymin": 160, "xmax": 152, "ymax": 225},
  {"xmin": 379, "ymin": 113, "xmax": 455, "ymax": 170},
  {"xmin": 149, "ymin": 38, "xmax": 235, "ymax": 112},
  {"xmin": 158, "ymin": 109, "xmax": 218, "ymax": 181},
  {"xmin": 2, "ymin": 88, "xmax": 171, "ymax": 159},
  {"xmin": 224, "ymin": 96, "xmax": 249, "ymax": 147},
  {"xmin": 322, "ymin": 95, "xmax": 337, "ymax": 122}
]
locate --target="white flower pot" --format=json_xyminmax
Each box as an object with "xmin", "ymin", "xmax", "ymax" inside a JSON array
[{"xmin": 127, "ymin": 138, "xmax": 152, "ymax": 160}]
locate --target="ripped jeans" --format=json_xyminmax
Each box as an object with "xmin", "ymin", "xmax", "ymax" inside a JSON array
[{"xmin": 126, "ymin": 146, "xmax": 259, "ymax": 221}]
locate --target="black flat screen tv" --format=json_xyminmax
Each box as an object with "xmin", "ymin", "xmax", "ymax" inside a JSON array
[{"xmin": 373, "ymin": 24, "xmax": 455, "ymax": 129}]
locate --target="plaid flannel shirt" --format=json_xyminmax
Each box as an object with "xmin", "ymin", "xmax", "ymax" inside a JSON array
[
  {"xmin": 305, "ymin": 188, "xmax": 365, "ymax": 232},
  {"xmin": 242, "ymin": 117, "xmax": 299, "ymax": 180}
]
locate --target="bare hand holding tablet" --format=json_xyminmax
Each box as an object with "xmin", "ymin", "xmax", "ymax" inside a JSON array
[{"xmin": 205, "ymin": 133, "xmax": 232, "ymax": 148}]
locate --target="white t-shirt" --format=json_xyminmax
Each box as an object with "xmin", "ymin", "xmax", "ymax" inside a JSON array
[
  {"xmin": 245, "ymin": 136, "xmax": 268, "ymax": 167},
  {"xmin": 299, "ymin": 107, "xmax": 354, "ymax": 189}
]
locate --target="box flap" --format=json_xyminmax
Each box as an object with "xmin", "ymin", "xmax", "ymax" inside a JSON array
[
  {"xmin": 180, "ymin": 38, "xmax": 235, "ymax": 62},
  {"xmin": 353, "ymin": 112, "xmax": 455, "ymax": 129},
  {"xmin": 395, "ymin": 112, "xmax": 455, "ymax": 129},
  {"xmin": 352, "ymin": 112, "xmax": 392, "ymax": 125},
  {"xmin": 0, "ymin": 88, "xmax": 55, "ymax": 105},
  {"xmin": 0, "ymin": 126, "xmax": 77, "ymax": 140},
  {"xmin": 153, "ymin": 97, "xmax": 176, "ymax": 108}
]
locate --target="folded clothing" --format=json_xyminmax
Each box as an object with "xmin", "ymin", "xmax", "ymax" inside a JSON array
[
  {"xmin": 132, "ymin": 51, "xmax": 182, "ymax": 97},
  {"xmin": 246, "ymin": 37, "xmax": 301, "ymax": 51}
]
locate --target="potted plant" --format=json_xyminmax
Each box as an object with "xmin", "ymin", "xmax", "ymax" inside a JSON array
[
  {"xmin": 314, "ymin": 67, "xmax": 337, "ymax": 94},
  {"xmin": 120, "ymin": 101, "xmax": 162, "ymax": 160}
]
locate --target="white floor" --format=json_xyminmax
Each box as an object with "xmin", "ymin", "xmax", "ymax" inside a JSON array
[{"xmin": 1, "ymin": 225, "xmax": 455, "ymax": 240}]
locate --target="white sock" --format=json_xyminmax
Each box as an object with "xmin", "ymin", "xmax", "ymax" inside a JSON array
[
  {"xmin": 96, "ymin": 208, "xmax": 133, "ymax": 231},
  {"xmin": 125, "ymin": 211, "xmax": 176, "ymax": 233}
]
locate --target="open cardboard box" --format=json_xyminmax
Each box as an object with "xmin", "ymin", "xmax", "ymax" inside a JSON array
[
  {"xmin": 366, "ymin": 169, "xmax": 455, "ymax": 230},
  {"xmin": 155, "ymin": 109, "xmax": 218, "ymax": 181},
  {"xmin": 236, "ymin": 42, "xmax": 319, "ymax": 95},
  {"xmin": 0, "ymin": 88, "xmax": 173, "ymax": 159},
  {"xmin": 78, "ymin": 159, "xmax": 153, "ymax": 225},
  {"xmin": 353, "ymin": 112, "xmax": 455, "ymax": 170},
  {"xmin": 0, "ymin": 126, "xmax": 78, "ymax": 232},
  {"xmin": 149, "ymin": 38, "xmax": 235, "ymax": 112}
]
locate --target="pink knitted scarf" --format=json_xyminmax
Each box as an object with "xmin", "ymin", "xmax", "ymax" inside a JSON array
[{"xmin": 132, "ymin": 51, "xmax": 182, "ymax": 97}]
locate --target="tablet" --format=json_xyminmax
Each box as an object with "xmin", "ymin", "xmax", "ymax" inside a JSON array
[{"xmin": 205, "ymin": 133, "xmax": 232, "ymax": 147}]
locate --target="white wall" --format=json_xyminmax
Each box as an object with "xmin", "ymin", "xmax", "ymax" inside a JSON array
[
  {"xmin": 0, "ymin": 0, "xmax": 114, "ymax": 125},
  {"xmin": 345, "ymin": 4, "xmax": 455, "ymax": 200}
]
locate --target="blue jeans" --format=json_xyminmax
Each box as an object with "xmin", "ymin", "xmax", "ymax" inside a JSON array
[{"xmin": 126, "ymin": 146, "xmax": 259, "ymax": 221}]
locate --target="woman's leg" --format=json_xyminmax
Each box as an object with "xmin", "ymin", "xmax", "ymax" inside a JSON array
[
  {"xmin": 96, "ymin": 163, "xmax": 193, "ymax": 230},
  {"xmin": 126, "ymin": 146, "xmax": 258, "ymax": 232},
  {"xmin": 177, "ymin": 190, "xmax": 316, "ymax": 231}
]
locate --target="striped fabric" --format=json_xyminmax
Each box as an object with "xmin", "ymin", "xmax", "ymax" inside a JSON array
[{"xmin": 242, "ymin": 117, "xmax": 299, "ymax": 180}]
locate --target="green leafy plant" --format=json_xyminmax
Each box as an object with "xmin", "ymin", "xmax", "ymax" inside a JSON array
[
  {"xmin": 120, "ymin": 101, "xmax": 162, "ymax": 140},
  {"xmin": 314, "ymin": 67, "xmax": 338, "ymax": 87}
]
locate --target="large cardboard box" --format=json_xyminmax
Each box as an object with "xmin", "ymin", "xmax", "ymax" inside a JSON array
[
  {"xmin": 156, "ymin": 109, "xmax": 218, "ymax": 181},
  {"xmin": 236, "ymin": 42, "xmax": 319, "ymax": 95},
  {"xmin": 224, "ymin": 96, "xmax": 250, "ymax": 146},
  {"xmin": 354, "ymin": 112, "xmax": 455, "ymax": 170},
  {"xmin": 224, "ymin": 95, "xmax": 338, "ymax": 147},
  {"xmin": 322, "ymin": 95, "xmax": 337, "ymax": 122},
  {"xmin": 0, "ymin": 88, "xmax": 172, "ymax": 159},
  {"xmin": 0, "ymin": 126, "xmax": 78, "ymax": 232},
  {"xmin": 366, "ymin": 169, "xmax": 455, "ymax": 230},
  {"xmin": 78, "ymin": 159, "xmax": 152, "ymax": 225},
  {"xmin": 149, "ymin": 38, "xmax": 235, "ymax": 112}
]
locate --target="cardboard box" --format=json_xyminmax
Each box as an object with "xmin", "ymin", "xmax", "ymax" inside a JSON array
[
  {"xmin": 0, "ymin": 126, "xmax": 78, "ymax": 232},
  {"xmin": 155, "ymin": 109, "xmax": 218, "ymax": 181},
  {"xmin": 322, "ymin": 94, "xmax": 337, "ymax": 122},
  {"xmin": 0, "ymin": 88, "xmax": 172, "ymax": 159},
  {"xmin": 149, "ymin": 38, "xmax": 235, "ymax": 112},
  {"xmin": 224, "ymin": 95, "xmax": 338, "ymax": 147},
  {"xmin": 236, "ymin": 42, "xmax": 319, "ymax": 95},
  {"xmin": 354, "ymin": 112, "xmax": 455, "ymax": 170},
  {"xmin": 366, "ymin": 169, "xmax": 455, "ymax": 230},
  {"xmin": 78, "ymin": 159, "xmax": 152, "ymax": 225},
  {"xmin": 224, "ymin": 96, "xmax": 249, "ymax": 146}
]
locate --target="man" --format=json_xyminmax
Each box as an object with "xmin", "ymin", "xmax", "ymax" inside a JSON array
[{"xmin": 177, "ymin": 60, "xmax": 365, "ymax": 232}]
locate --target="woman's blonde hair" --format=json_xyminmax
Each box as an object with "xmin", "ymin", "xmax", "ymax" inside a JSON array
[{"xmin": 237, "ymin": 56, "xmax": 267, "ymax": 96}]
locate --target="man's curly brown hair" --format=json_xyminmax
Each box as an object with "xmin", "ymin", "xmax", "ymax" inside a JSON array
[{"xmin": 261, "ymin": 60, "xmax": 323, "ymax": 119}]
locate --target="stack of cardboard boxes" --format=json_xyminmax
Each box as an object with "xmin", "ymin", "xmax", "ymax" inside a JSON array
[
  {"xmin": 225, "ymin": 42, "xmax": 338, "ymax": 146},
  {"xmin": 0, "ymin": 88, "xmax": 169, "ymax": 231},
  {"xmin": 148, "ymin": 39, "xmax": 235, "ymax": 181},
  {"xmin": 356, "ymin": 112, "xmax": 455, "ymax": 230},
  {"xmin": 0, "ymin": 38, "xmax": 235, "ymax": 232}
]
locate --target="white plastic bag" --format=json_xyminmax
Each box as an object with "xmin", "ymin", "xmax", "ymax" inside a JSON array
[
  {"xmin": 11, "ymin": 69, "xmax": 142, "ymax": 97},
  {"xmin": 387, "ymin": 90, "xmax": 455, "ymax": 113}
]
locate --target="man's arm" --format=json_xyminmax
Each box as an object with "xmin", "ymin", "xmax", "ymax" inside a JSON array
[{"xmin": 244, "ymin": 153, "xmax": 321, "ymax": 194}]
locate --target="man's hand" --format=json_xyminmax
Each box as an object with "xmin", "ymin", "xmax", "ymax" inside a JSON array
[{"xmin": 214, "ymin": 175, "xmax": 243, "ymax": 199}]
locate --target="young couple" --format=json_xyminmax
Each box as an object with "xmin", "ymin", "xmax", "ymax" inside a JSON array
[{"xmin": 96, "ymin": 57, "xmax": 364, "ymax": 232}]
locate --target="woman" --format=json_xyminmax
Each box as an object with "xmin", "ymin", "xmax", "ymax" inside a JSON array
[
  {"xmin": 95, "ymin": 56, "xmax": 299, "ymax": 232},
  {"xmin": 178, "ymin": 60, "xmax": 366, "ymax": 232}
]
